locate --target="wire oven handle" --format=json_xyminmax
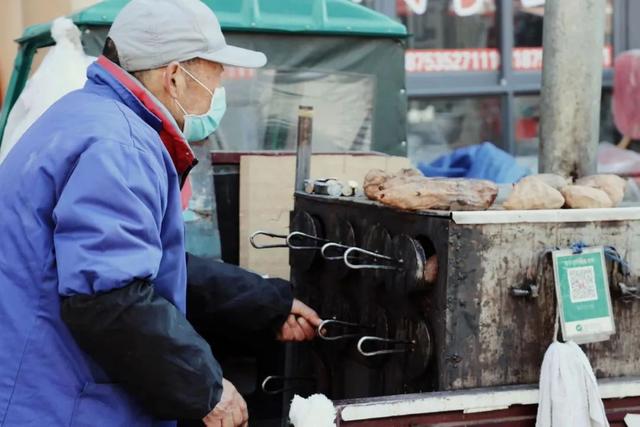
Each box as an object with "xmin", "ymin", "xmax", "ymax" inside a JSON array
[
  {"xmin": 320, "ymin": 242, "xmax": 352, "ymax": 261},
  {"xmin": 316, "ymin": 319, "xmax": 373, "ymax": 341},
  {"xmin": 250, "ymin": 231, "xmax": 326, "ymax": 250},
  {"xmin": 343, "ymin": 247, "xmax": 402, "ymax": 270},
  {"xmin": 286, "ymin": 231, "xmax": 328, "ymax": 250},
  {"xmin": 357, "ymin": 336, "xmax": 415, "ymax": 357},
  {"xmin": 260, "ymin": 375, "xmax": 316, "ymax": 395},
  {"xmin": 250, "ymin": 231, "xmax": 289, "ymax": 249}
]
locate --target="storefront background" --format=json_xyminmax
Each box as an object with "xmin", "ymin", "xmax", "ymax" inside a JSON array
[
  {"xmin": 358, "ymin": 0, "xmax": 629, "ymax": 172},
  {"xmin": 1, "ymin": 0, "xmax": 637, "ymax": 173}
]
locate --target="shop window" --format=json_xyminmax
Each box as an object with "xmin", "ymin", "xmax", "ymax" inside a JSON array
[
  {"xmin": 514, "ymin": 91, "xmax": 615, "ymax": 171},
  {"xmin": 407, "ymin": 96, "xmax": 502, "ymax": 163},
  {"xmin": 400, "ymin": 0, "xmax": 500, "ymax": 73},
  {"xmin": 513, "ymin": 0, "xmax": 614, "ymax": 70}
]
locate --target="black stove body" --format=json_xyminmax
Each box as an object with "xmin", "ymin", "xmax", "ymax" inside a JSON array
[{"xmin": 284, "ymin": 193, "xmax": 640, "ymax": 403}]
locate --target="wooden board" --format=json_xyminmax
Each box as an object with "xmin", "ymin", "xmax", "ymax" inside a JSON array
[
  {"xmin": 337, "ymin": 396, "xmax": 640, "ymax": 427},
  {"xmin": 336, "ymin": 377, "xmax": 640, "ymax": 422},
  {"xmin": 238, "ymin": 154, "xmax": 411, "ymax": 279}
]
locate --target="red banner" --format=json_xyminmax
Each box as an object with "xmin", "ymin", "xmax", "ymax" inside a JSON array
[
  {"xmin": 406, "ymin": 45, "xmax": 613, "ymax": 73},
  {"xmin": 406, "ymin": 48, "xmax": 499, "ymax": 72}
]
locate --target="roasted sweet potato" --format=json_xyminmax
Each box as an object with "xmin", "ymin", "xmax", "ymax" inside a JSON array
[
  {"xmin": 363, "ymin": 168, "xmax": 424, "ymax": 200},
  {"xmin": 503, "ymin": 176, "xmax": 565, "ymax": 210},
  {"xmin": 424, "ymin": 255, "xmax": 438, "ymax": 284},
  {"xmin": 561, "ymin": 185, "xmax": 613, "ymax": 209},
  {"xmin": 532, "ymin": 173, "xmax": 572, "ymax": 191},
  {"xmin": 376, "ymin": 178, "xmax": 498, "ymax": 211},
  {"xmin": 575, "ymin": 174, "xmax": 627, "ymax": 206}
]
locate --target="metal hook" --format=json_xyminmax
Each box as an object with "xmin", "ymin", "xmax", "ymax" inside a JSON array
[
  {"xmin": 343, "ymin": 247, "xmax": 402, "ymax": 270},
  {"xmin": 260, "ymin": 375, "xmax": 316, "ymax": 395},
  {"xmin": 250, "ymin": 231, "xmax": 326, "ymax": 250},
  {"xmin": 320, "ymin": 243, "xmax": 352, "ymax": 261},
  {"xmin": 357, "ymin": 336, "xmax": 415, "ymax": 357},
  {"xmin": 286, "ymin": 231, "xmax": 327, "ymax": 250},
  {"xmin": 250, "ymin": 231, "xmax": 289, "ymax": 249},
  {"xmin": 317, "ymin": 319, "xmax": 373, "ymax": 341},
  {"xmin": 517, "ymin": 248, "xmax": 556, "ymax": 298}
]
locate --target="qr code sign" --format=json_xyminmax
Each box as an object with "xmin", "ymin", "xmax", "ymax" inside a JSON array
[{"xmin": 567, "ymin": 266, "xmax": 598, "ymax": 303}]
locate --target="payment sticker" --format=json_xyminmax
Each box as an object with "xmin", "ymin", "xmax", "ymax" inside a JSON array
[{"xmin": 552, "ymin": 246, "xmax": 615, "ymax": 344}]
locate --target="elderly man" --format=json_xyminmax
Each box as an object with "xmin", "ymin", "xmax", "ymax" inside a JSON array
[{"xmin": 0, "ymin": 0, "xmax": 320, "ymax": 426}]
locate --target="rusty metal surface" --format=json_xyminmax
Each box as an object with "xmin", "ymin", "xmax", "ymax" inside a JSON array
[{"xmin": 446, "ymin": 220, "xmax": 640, "ymax": 389}]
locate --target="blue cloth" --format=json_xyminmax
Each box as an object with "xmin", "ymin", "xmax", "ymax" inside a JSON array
[
  {"xmin": 0, "ymin": 61, "xmax": 185, "ymax": 426},
  {"xmin": 418, "ymin": 142, "xmax": 530, "ymax": 184}
]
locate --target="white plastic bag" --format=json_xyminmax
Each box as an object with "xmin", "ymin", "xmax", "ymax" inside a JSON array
[
  {"xmin": 0, "ymin": 17, "xmax": 95, "ymax": 163},
  {"xmin": 597, "ymin": 142, "xmax": 640, "ymax": 176}
]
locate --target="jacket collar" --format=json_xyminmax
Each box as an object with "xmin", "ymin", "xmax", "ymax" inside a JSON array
[{"xmin": 88, "ymin": 56, "xmax": 197, "ymax": 180}]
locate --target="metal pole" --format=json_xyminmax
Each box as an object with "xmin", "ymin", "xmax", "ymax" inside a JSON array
[
  {"xmin": 294, "ymin": 106, "xmax": 313, "ymax": 192},
  {"xmin": 498, "ymin": 0, "xmax": 516, "ymax": 155},
  {"xmin": 539, "ymin": 0, "xmax": 606, "ymax": 178}
]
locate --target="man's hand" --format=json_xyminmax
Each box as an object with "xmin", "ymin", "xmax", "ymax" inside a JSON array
[
  {"xmin": 203, "ymin": 378, "xmax": 248, "ymax": 427},
  {"xmin": 277, "ymin": 299, "xmax": 322, "ymax": 342}
]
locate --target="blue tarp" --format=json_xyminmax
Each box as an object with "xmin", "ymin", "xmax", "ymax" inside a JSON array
[{"xmin": 418, "ymin": 142, "xmax": 530, "ymax": 184}]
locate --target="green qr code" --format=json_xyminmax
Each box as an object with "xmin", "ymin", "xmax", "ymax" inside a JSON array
[{"xmin": 567, "ymin": 266, "xmax": 598, "ymax": 303}]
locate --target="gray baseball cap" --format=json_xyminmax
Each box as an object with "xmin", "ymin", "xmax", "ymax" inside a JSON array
[{"xmin": 108, "ymin": 0, "xmax": 267, "ymax": 71}]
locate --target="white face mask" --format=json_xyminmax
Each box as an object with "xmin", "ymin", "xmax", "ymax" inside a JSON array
[{"xmin": 174, "ymin": 65, "xmax": 227, "ymax": 142}]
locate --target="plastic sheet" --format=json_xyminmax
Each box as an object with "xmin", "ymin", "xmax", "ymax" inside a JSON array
[
  {"xmin": 81, "ymin": 29, "xmax": 407, "ymax": 155},
  {"xmin": 597, "ymin": 142, "xmax": 640, "ymax": 176},
  {"xmin": 418, "ymin": 141, "xmax": 531, "ymax": 184},
  {"xmin": 0, "ymin": 18, "xmax": 95, "ymax": 163},
  {"xmin": 219, "ymin": 69, "xmax": 375, "ymax": 153}
]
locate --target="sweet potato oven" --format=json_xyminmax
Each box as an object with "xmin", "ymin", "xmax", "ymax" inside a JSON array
[{"xmin": 280, "ymin": 194, "xmax": 640, "ymax": 402}]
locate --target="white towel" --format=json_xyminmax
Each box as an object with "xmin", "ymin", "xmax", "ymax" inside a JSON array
[{"xmin": 536, "ymin": 341, "xmax": 609, "ymax": 427}]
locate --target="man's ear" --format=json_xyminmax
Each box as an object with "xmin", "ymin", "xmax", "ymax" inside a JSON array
[{"xmin": 163, "ymin": 61, "xmax": 182, "ymax": 99}]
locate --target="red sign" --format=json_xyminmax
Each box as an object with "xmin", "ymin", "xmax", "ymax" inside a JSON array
[
  {"xmin": 223, "ymin": 66, "xmax": 256, "ymax": 80},
  {"xmin": 406, "ymin": 45, "xmax": 613, "ymax": 73},
  {"xmin": 406, "ymin": 48, "xmax": 499, "ymax": 72},
  {"xmin": 451, "ymin": 0, "xmax": 484, "ymax": 17},
  {"xmin": 396, "ymin": 0, "xmax": 429, "ymax": 16}
]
